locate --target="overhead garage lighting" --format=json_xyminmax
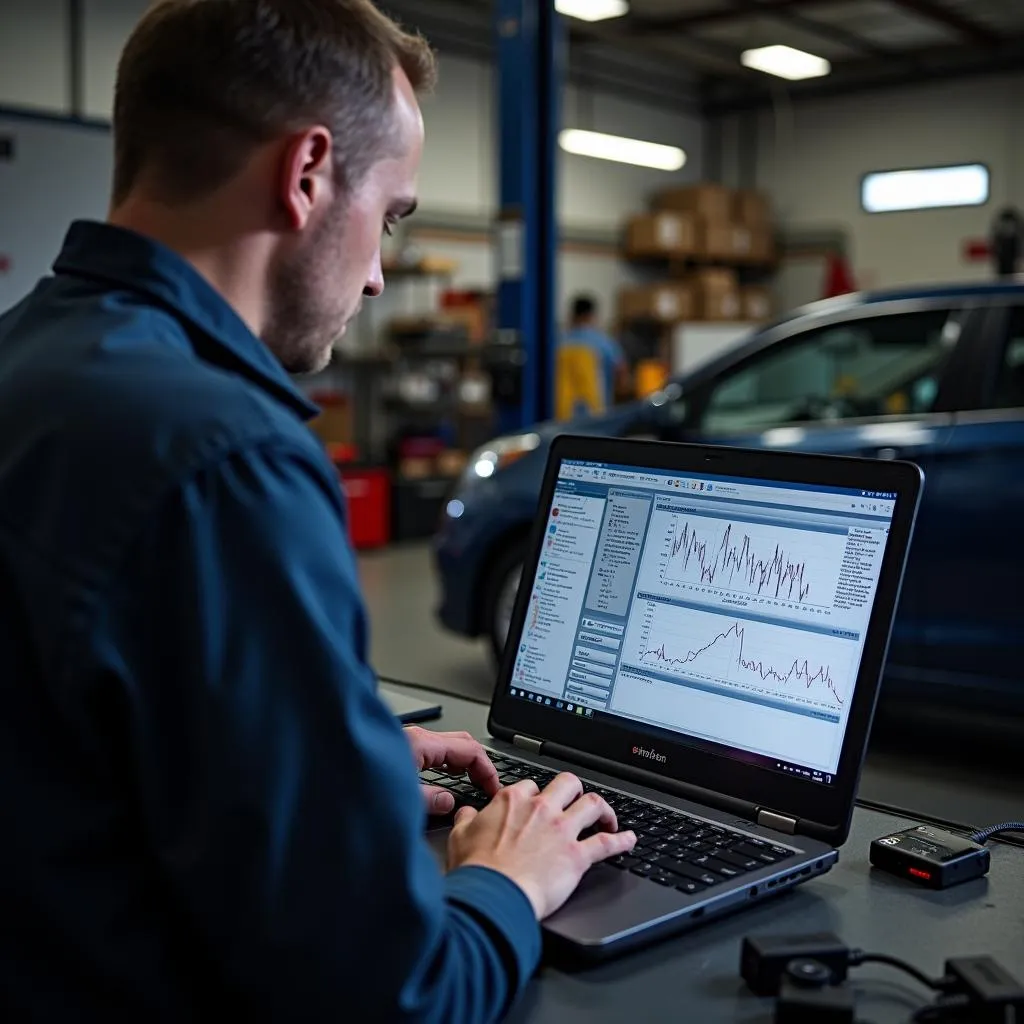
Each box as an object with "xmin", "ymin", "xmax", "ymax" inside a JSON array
[
  {"xmin": 555, "ymin": 0, "xmax": 629, "ymax": 22},
  {"xmin": 740, "ymin": 44, "xmax": 831, "ymax": 81},
  {"xmin": 559, "ymin": 129, "xmax": 686, "ymax": 171},
  {"xmin": 862, "ymin": 164, "xmax": 990, "ymax": 213}
]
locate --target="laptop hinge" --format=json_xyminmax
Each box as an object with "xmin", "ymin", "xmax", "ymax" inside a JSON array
[
  {"xmin": 758, "ymin": 809, "xmax": 798, "ymax": 834},
  {"xmin": 512, "ymin": 734, "xmax": 544, "ymax": 755}
]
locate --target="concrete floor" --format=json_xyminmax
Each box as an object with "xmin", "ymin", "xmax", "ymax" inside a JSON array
[
  {"xmin": 359, "ymin": 543, "xmax": 1024, "ymax": 831},
  {"xmin": 359, "ymin": 542, "xmax": 494, "ymax": 703}
]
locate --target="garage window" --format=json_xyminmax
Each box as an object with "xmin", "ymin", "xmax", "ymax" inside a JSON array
[{"xmin": 861, "ymin": 164, "xmax": 989, "ymax": 214}]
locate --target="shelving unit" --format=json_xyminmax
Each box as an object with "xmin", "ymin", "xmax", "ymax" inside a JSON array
[{"xmin": 305, "ymin": 255, "xmax": 497, "ymax": 546}]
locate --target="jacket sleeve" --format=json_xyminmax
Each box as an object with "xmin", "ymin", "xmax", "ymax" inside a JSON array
[{"xmin": 88, "ymin": 439, "xmax": 541, "ymax": 1022}]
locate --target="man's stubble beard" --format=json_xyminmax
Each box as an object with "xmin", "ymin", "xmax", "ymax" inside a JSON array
[{"xmin": 262, "ymin": 203, "xmax": 351, "ymax": 376}]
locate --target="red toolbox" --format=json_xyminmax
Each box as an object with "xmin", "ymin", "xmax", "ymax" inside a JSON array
[{"xmin": 337, "ymin": 467, "xmax": 391, "ymax": 550}]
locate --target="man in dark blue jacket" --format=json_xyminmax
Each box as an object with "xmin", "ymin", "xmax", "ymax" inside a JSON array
[{"xmin": 0, "ymin": 2, "xmax": 635, "ymax": 1021}]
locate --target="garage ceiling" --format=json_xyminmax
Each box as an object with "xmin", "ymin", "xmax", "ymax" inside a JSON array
[
  {"xmin": 382, "ymin": 0, "xmax": 1024, "ymax": 113},
  {"xmin": 618, "ymin": 0, "xmax": 1024, "ymax": 110}
]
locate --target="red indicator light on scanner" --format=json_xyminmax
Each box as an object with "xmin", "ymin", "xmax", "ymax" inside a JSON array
[{"xmin": 908, "ymin": 867, "xmax": 932, "ymax": 881}]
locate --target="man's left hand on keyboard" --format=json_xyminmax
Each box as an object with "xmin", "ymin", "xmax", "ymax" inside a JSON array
[{"xmin": 406, "ymin": 727, "xmax": 501, "ymax": 815}]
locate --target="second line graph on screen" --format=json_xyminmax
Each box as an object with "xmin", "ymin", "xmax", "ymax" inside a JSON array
[
  {"xmin": 628, "ymin": 601, "xmax": 853, "ymax": 710},
  {"xmin": 658, "ymin": 511, "xmax": 846, "ymax": 610}
]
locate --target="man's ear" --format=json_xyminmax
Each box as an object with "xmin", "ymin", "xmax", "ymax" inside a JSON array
[{"xmin": 279, "ymin": 126, "xmax": 334, "ymax": 231}]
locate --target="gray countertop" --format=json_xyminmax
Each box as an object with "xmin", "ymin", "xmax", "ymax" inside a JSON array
[{"xmin": 385, "ymin": 683, "xmax": 1024, "ymax": 1023}]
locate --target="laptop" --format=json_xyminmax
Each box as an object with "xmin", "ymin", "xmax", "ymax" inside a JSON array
[{"xmin": 425, "ymin": 436, "xmax": 922, "ymax": 960}]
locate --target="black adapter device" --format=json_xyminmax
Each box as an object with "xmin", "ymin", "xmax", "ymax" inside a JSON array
[
  {"xmin": 927, "ymin": 957, "xmax": 1024, "ymax": 1022},
  {"xmin": 774, "ymin": 960, "xmax": 856, "ymax": 1024},
  {"xmin": 870, "ymin": 824, "xmax": 990, "ymax": 889},
  {"xmin": 741, "ymin": 932, "xmax": 1024, "ymax": 1024},
  {"xmin": 741, "ymin": 933, "xmax": 851, "ymax": 996}
]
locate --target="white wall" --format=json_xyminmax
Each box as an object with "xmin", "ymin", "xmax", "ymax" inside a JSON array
[
  {"xmin": 82, "ymin": 0, "xmax": 151, "ymax": 119},
  {"xmin": 0, "ymin": 117, "xmax": 112, "ymax": 309},
  {"xmin": 419, "ymin": 57, "xmax": 704, "ymax": 231},
  {"xmin": 0, "ymin": 0, "xmax": 68, "ymax": 112},
  {"xmin": 727, "ymin": 74, "xmax": 1024, "ymax": 289},
  {"xmin": 0, "ymin": 0, "xmax": 704, "ymax": 315}
]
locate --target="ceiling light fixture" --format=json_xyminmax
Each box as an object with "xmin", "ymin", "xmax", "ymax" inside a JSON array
[
  {"xmin": 559, "ymin": 129, "xmax": 686, "ymax": 171},
  {"xmin": 740, "ymin": 44, "xmax": 831, "ymax": 81},
  {"xmin": 555, "ymin": 0, "xmax": 629, "ymax": 23}
]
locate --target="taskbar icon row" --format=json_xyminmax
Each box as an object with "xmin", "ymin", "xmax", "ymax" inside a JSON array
[{"xmin": 509, "ymin": 687, "xmax": 594, "ymax": 718}]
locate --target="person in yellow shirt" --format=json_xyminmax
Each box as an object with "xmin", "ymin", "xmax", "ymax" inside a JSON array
[{"xmin": 556, "ymin": 295, "xmax": 628, "ymax": 420}]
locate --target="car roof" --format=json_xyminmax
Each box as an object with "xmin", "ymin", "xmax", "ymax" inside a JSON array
[
  {"xmin": 793, "ymin": 279, "xmax": 1024, "ymax": 324},
  {"xmin": 860, "ymin": 279, "xmax": 1024, "ymax": 303}
]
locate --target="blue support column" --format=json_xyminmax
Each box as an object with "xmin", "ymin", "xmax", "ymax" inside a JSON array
[{"xmin": 494, "ymin": 0, "xmax": 563, "ymax": 433}]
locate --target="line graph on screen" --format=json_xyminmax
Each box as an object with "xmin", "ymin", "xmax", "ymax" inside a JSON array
[
  {"xmin": 632, "ymin": 601, "xmax": 851, "ymax": 710},
  {"xmin": 660, "ymin": 514, "xmax": 845, "ymax": 609}
]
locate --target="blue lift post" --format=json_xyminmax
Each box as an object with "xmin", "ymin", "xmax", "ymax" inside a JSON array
[{"xmin": 494, "ymin": 0, "xmax": 563, "ymax": 434}]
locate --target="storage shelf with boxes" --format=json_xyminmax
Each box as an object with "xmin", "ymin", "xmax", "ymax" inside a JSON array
[
  {"xmin": 625, "ymin": 183, "xmax": 775, "ymax": 268},
  {"xmin": 620, "ymin": 183, "xmax": 777, "ymax": 332},
  {"xmin": 307, "ymin": 258, "xmax": 495, "ymax": 549}
]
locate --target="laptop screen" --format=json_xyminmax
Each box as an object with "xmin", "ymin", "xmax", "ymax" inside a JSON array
[{"xmin": 507, "ymin": 458, "xmax": 897, "ymax": 787}]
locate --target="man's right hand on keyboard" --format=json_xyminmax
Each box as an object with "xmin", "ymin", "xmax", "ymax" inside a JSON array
[{"xmin": 446, "ymin": 772, "xmax": 637, "ymax": 920}]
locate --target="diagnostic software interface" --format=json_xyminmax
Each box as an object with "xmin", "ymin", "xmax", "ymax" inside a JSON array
[{"xmin": 508, "ymin": 459, "xmax": 896, "ymax": 785}]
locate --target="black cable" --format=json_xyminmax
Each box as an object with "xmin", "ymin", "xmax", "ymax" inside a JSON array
[
  {"xmin": 910, "ymin": 995, "xmax": 972, "ymax": 1022},
  {"xmin": 969, "ymin": 821, "xmax": 1024, "ymax": 844},
  {"xmin": 849, "ymin": 951, "xmax": 945, "ymax": 992},
  {"xmin": 855, "ymin": 798, "xmax": 1024, "ymax": 850}
]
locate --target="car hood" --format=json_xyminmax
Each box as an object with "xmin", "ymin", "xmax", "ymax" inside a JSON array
[{"xmin": 526, "ymin": 401, "xmax": 659, "ymax": 448}]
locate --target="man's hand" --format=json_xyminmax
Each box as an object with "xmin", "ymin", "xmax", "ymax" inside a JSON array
[
  {"xmin": 404, "ymin": 727, "xmax": 500, "ymax": 816},
  {"xmin": 447, "ymin": 773, "xmax": 637, "ymax": 921}
]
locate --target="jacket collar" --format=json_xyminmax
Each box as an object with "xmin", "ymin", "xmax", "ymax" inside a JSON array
[{"xmin": 53, "ymin": 221, "xmax": 320, "ymax": 421}]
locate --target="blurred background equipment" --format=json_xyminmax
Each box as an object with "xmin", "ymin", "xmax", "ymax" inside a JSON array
[{"xmin": 992, "ymin": 206, "xmax": 1024, "ymax": 279}]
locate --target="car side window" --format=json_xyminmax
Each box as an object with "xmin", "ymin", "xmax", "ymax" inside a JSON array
[
  {"xmin": 700, "ymin": 309, "xmax": 958, "ymax": 434},
  {"xmin": 988, "ymin": 308, "xmax": 1024, "ymax": 409}
]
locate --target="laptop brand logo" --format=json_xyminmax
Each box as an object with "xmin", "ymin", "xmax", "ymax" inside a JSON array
[{"xmin": 632, "ymin": 745, "xmax": 667, "ymax": 765}]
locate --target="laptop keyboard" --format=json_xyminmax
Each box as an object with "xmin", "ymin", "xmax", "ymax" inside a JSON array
[{"xmin": 421, "ymin": 752, "xmax": 795, "ymax": 897}]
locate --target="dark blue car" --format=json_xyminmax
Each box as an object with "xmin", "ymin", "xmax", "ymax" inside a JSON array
[{"xmin": 435, "ymin": 282, "xmax": 1024, "ymax": 714}]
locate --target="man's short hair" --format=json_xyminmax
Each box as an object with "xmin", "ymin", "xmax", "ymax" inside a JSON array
[
  {"xmin": 571, "ymin": 295, "xmax": 598, "ymax": 322},
  {"xmin": 112, "ymin": 0, "xmax": 437, "ymax": 206}
]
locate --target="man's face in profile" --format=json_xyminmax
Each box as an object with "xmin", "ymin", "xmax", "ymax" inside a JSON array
[{"xmin": 265, "ymin": 69, "xmax": 425, "ymax": 375}]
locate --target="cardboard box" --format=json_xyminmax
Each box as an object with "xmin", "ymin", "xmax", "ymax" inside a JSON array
[
  {"xmin": 440, "ymin": 306, "xmax": 487, "ymax": 345},
  {"xmin": 398, "ymin": 457, "xmax": 435, "ymax": 480},
  {"xmin": 733, "ymin": 189, "xmax": 772, "ymax": 227},
  {"xmin": 690, "ymin": 269, "xmax": 741, "ymax": 322},
  {"xmin": 437, "ymin": 449, "xmax": 469, "ymax": 478},
  {"xmin": 618, "ymin": 283, "xmax": 696, "ymax": 324},
  {"xmin": 654, "ymin": 183, "xmax": 732, "ymax": 224},
  {"xmin": 625, "ymin": 212, "xmax": 697, "ymax": 258},
  {"xmin": 699, "ymin": 221, "xmax": 753, "ymax": 261},
  {"xmin": 749, "ymin": 226, "xmax": 776, "ymax": 265},
  {"xmin": 741, "ymin": 285, "xmax": 774, "ymax": 323},
  {"xmin": 309, "ymin": 395, "xmax": 352, "ymax": 446}
]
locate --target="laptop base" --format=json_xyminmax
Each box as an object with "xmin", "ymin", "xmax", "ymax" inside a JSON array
[{"xmin": 425, "ymin": 740, "xmax": 837, "ymax": 962}]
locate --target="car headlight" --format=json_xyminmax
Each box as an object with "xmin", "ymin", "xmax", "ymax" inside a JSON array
[{"xmin": 464, "ymin": 433, "xmax": 542, "ymax": 483}]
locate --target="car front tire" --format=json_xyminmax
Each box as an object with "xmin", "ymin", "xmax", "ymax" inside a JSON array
[{"xmin": 483, "ymin": 541, "xmax": 526, "ymax": 667}]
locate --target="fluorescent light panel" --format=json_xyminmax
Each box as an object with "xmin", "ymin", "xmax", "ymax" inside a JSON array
[
  {"xmin": 559, "ymin": 129, "xmax": 686, "ymax": 171},
  {"xmin": 741, "ymin": 44, "xmax": 830, "ymax": 81},
  {"xmin": 862, "ymin": 164, "xmax": 990, "ymax": 213},
  {"xmin": 555, "ymin": 0, "xmax": 629, "ymax": 21}
]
